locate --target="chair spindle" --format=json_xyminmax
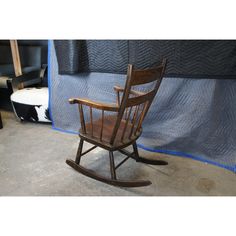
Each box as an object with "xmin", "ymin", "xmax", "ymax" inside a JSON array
[
  {"xmin": 121, "ymin": 107, "xmax": 132, "ymax": 141},
  {"xmin": 90, "ymin": 107, "xmax": 93, "ymax": 136},
  {"xmin": 100, "ymin": 109, "xmax": 104, "ymax": 141},
  {"xmin": 135, "ymin": 101, "xmax": 149, "ymax": 134},
  {"xmin": 79, "ymin": 104, "xmax": 86, "ymax": 133},
  {"xmin": 129, "ymin": 105, "xmax": 140, "ymax": 138},
  {"xmin": 116, "ymin": 91, "xmax": 121, "ymax": 106}
]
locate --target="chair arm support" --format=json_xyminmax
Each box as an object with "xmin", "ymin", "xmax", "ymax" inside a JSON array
[
  {"xmin": 113, "ymin": 85, "xmax": 145, "ymax": 96},
  {"xmin": 69, "ymin": 98, "xmax": 119, "ymax": 112},
  {"xmin": 113, "ymin": 85, "xmax": 125, "ymax": 93}
]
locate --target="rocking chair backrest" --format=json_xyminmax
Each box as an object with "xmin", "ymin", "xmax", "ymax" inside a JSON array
[{"xmin": 110, "ymin": 59, "xmax": 167, "ymax": 145}]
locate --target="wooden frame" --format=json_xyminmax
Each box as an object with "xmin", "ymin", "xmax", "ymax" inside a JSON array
[
  {"xmin": 0, "ymin": 40, "xmax": 22, "ymax": 129},
  {"xmin": 10, "ymin": 40, "xmax": 22, "ymax": 77},
  {"xmin": 66, "ymin": 59, "xmax": 168, "ymax": 187}
]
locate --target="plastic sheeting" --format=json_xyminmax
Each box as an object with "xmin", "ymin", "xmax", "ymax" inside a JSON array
[{"xmin": 49, "ymin": 41, "xmax": 236, "ymax": 172}]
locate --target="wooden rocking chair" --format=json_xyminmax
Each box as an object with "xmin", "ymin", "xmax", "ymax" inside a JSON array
[{"xmin": 66, "ymin": 59, "xmax": 167, "ymax": 187}]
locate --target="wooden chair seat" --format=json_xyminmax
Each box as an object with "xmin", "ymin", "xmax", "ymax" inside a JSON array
[{"xmin": 80, "ymin": 115, "xmax": 142, "ymax": 150}]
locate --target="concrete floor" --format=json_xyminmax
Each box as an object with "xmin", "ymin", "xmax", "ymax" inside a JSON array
[{"xmin": 0, "ymin": 110, "xmax": 235, "ymax": 196}]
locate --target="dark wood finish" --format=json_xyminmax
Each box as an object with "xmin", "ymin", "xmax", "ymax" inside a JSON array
[
  {"xmin": 126, "ymin": 90, "xmax": 155, "ymax": 107},
  {"xmin": 75, "ymin": 139, "xmax": 84, "ymax": 164},
  {"xmin": 66, "ymin": 159, "xmax": 151, "ymax": 187},
  {"xmin": 78, "ymin": 104, "xmax": 86, "ymax": 133},
  {"xmin": 119, "ymin": 147, "xmax": 168, "ymax": 165},
  {"xmin": 114, "ymin": 85, "xmax": 145, "ymax": 97},
  {"xmin": 109, "ymin": 151, "xmax": 116, "ymax": 179},
  {"xmin": 81, "ymin": 115, "xmax": 142, "ymax": 150},
  {"xmin": 132, "ymin": 142, "xmax": 140, "ymax": 159},
  {"xmin": 89, "ymin": 107, "xmax": 93, "ymax": 136},
  {"xmin": 80, "ymin": 145, "xmax": 97, "ymax": 157},
  {"xmin": 0, "ymin": 112, "xmax": 3, "ymax": 129},
  {"xmin": 66, "ymin": 59, "xmax": 167, "ymax": 187},
  {"xmin": 69, "ymin": 98, "xmax": 118, "ymax": 112},
  {"xmin": 131, "ymin": 66, "xmax": 163, "ymax": 86}
]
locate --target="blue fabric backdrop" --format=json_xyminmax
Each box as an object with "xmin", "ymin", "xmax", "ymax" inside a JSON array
[{"xmin": 48, "ymin": 41, "xmax": 236, "ymax": 173}]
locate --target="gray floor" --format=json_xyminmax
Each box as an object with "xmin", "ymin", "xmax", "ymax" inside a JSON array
[{"xmin": 0, "ymin": 110, "xmax": 235, "ymax": 196}]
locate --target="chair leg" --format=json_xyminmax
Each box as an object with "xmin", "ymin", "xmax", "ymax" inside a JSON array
[
  {"xmin": 0, "ymin": 112, "xmax": 3, "ymax": 129},
  {"xmin": 109, "ymin": 151, "xmax": 117, "ymax": 180},
  {"xmin": 133, "ymin": 141, "xmax": 168, "ymax": 166},
  {"xmin": 132, "ymin": 142, "xmax": 140, "ymax": 160},
  {"xmin": 75, "ymin": 138, "xmax": 84, "ymax": 164}
]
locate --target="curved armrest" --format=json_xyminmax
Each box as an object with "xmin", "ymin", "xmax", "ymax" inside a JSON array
[{"xmin": 69, "ymin": 98, "xmax": 119, "ymax": 112}]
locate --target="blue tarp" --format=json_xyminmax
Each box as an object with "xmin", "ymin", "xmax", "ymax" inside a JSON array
[{"xmin": 48, "ymin": 40, "xmax": 236, "ymax": 173}]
